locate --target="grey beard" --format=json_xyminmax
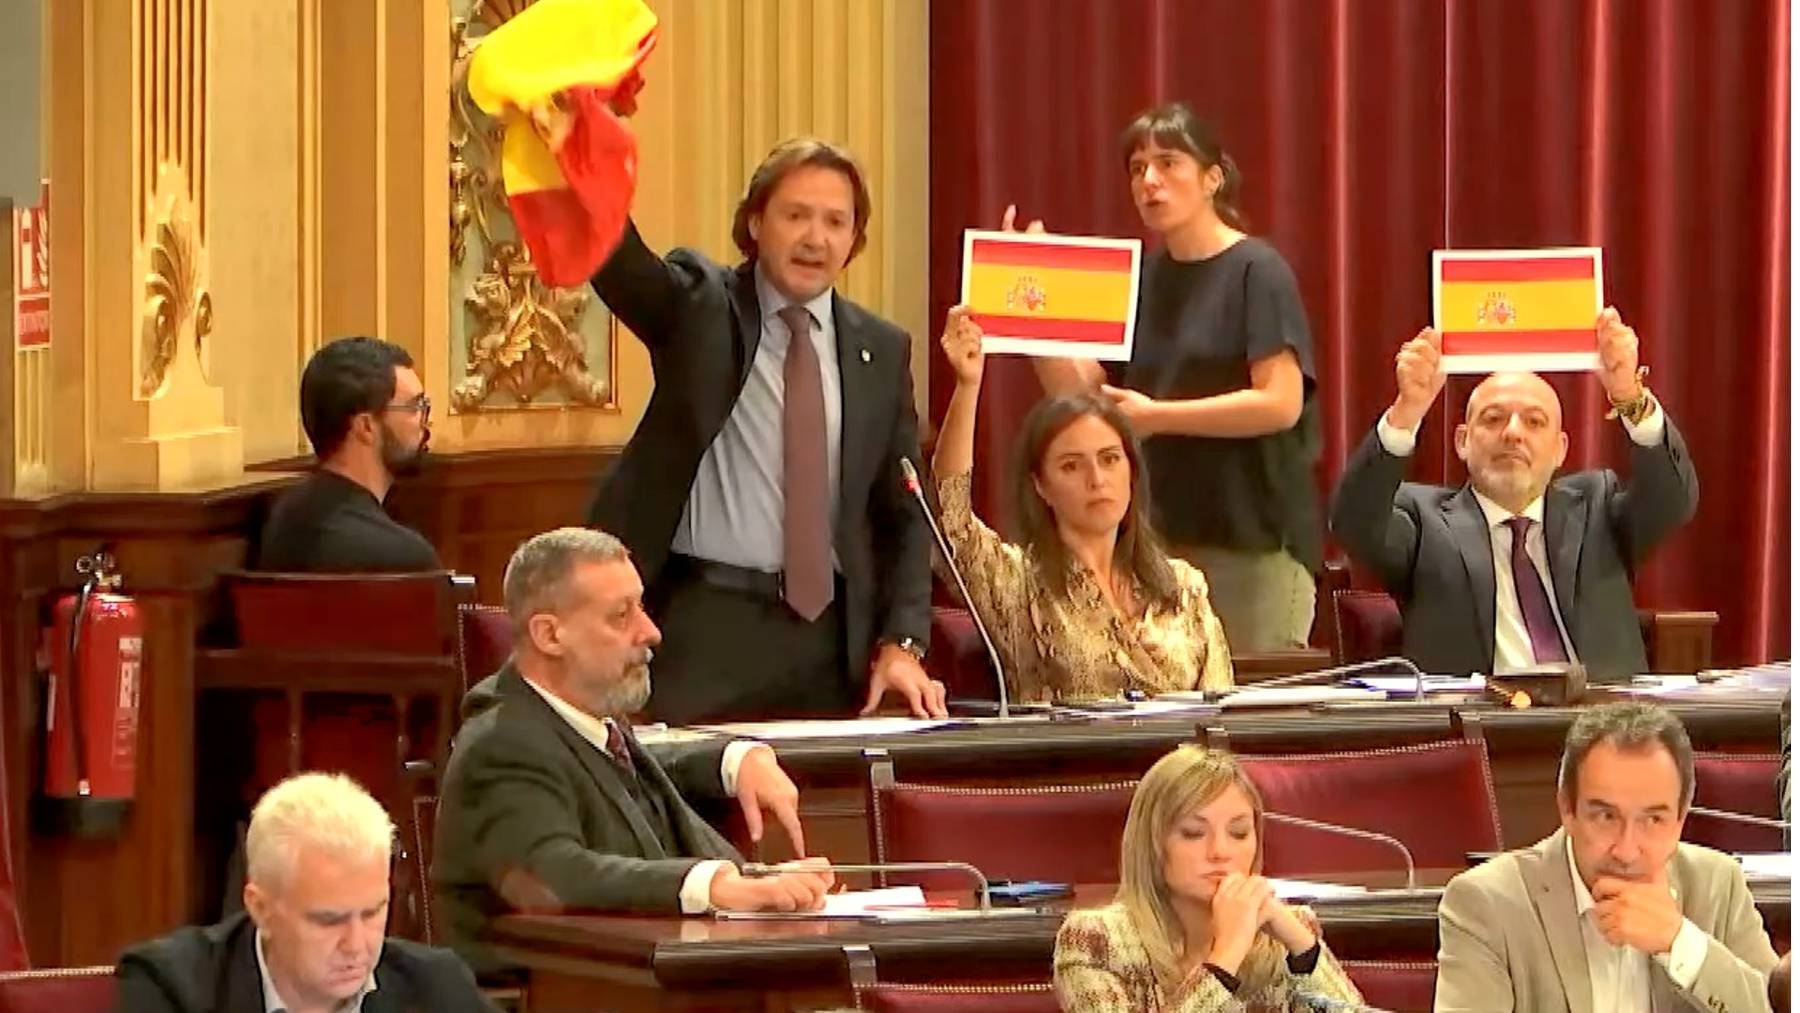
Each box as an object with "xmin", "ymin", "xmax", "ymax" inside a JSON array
[{"xmin": 593, "ymin": 665, "xmax": 651, "ymax": 716}]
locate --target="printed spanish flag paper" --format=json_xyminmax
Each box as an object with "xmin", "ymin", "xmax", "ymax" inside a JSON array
[
  {"xmin": 466, "ymin": 0, "xmax": 660, "ymax": 288},
  {"xmin": 1431, "ymin": 247, "xmax": 1604, "ymax": 373},
  {"xmin": 960, "ymin": 230, "xmax": 1143, "ymax": 361}
]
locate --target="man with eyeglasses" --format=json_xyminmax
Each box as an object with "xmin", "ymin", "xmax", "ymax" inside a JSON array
[{"xmin": 257, "ymin": 336, "xmax": 441, "ymax": 572}]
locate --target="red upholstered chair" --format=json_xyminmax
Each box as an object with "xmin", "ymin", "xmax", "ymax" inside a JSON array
[
  {"xmin": 1238, "ymin": 740, "xmax": 1503, "ymax": 880},
  {"xmin": 1331, "ymin": 583, "xmax": 1719, "ymax": 674},
  {"xmin": 1340, "ymin": 960, "xmax": 1437, "ymax": 1012},
  {"xmin": 0, "ymin": 966, "xmax": 118, "ymax": 1012},
  {"xmin": 866, "ymin": 753, "xmax": 1133, "ymax": 890},
  {"xmin": 1687, "ymin": 752, "xmax": 1784, "ymax": 853},
  {"xmin": 456, "ymin": 604, "xmax": 515, "ymax": 693},
  {"xmin": 856, "ymin": 983, "xmax": 1060, "ymax": 1012},
  {"xmin": 197, "ymin": 571, "xmax": 473, "ymax": 926},
  {"xmin": 1330, "ymin": 589, "xmax": 1403, "ymax": 665},
  {"xmin": 927, "ymin": 606, "xmax": 1002, "ymax": 702},
  {"xmin": 225, "ymin": 570, "xmax": 466, "ymax": 654}
]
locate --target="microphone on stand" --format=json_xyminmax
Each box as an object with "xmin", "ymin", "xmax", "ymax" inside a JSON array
[
  {"xmin": 1264, "ymin": 811, "xmax": 1421, "ymax": 893},
  {"xmin": 742, "ymin": 860, "xmax": 994, "ymax": 910},
  {"xmin": 1230, "ymin": 655, "xmax": 1429, "ymax": 702},
  {"xmin": 898, "ymin": 457, "xmax": 1011, "ymax": 719}
]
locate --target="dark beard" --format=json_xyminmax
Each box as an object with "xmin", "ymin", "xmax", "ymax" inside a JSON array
[{"xmin": 380, "ymin": 423, "xmax": 428, "ymax": 478}]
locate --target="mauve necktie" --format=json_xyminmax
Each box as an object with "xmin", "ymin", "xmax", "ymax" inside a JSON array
[
  {"xmin": 1504, "ymin": 516, "xmax": 1568, "ymax": 663},
  {"xmin": 778, "ymin": 305, "xmax": 832, "ymax": 621},
  {"xmin": 601, "ymin": 720, "xmax": 636, "ymax": 780}
]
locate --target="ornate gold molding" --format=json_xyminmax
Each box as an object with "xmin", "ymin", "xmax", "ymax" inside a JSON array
[
  {"xmin": 452, "ymin": 240, "xmax": 608, "ymax": 409},
  {"xmin": 140, "ymin": 179, "xmax": 212, "ymax": 399},
  {"xmin": 448, "ymin": 0, "xmax": 613, "ymax": 413}
]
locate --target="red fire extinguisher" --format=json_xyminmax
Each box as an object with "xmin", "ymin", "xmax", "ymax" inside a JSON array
[{"xmin": 39, "ymin": 551, "xmax": 143, "ymax": 836}]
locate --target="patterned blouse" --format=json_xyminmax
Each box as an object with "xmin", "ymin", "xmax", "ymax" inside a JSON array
[
  {"xmin": 1054, "ymin": 903, "xmax": 1363, "ymax": 1012},
  {"xmin": 937, "ymin": 473, "xmax": 1233, "ymax": 703}
]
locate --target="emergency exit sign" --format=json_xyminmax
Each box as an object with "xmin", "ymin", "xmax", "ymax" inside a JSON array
[{"xmin": 12, "ymin": 179, "xmax": 48, "ymax": 349}]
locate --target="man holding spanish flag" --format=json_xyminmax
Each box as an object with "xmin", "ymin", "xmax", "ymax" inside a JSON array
[
  {"xmin": 1328, "ymin": 309, "xmax": 1699, "ymax": 681},
  {"xmin": 581, "ymin": 138, "xmax": 944, "ymax": 724},
  {"xmin": 469, "ymin": 0, "xmax": 941, "ymax": 724}
]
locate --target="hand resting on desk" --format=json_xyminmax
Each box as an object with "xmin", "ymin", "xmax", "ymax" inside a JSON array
[{"xmin": 710, "ymin": 857, "xmax": 835, "ymax": 913}]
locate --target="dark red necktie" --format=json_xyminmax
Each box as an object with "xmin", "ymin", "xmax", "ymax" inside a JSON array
[
  {"xmin": 1505, "ymin": 516, "xmax": 1568, "ymax": 664},
  {"xmin": 602, "ymin": 720, "xmax": 636, "ymax": 779},
  {"xmin": 779, "ymin": 305, "xmax": 832, "ymax": 621}
]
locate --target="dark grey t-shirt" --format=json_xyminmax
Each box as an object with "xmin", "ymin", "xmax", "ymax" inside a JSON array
[
  {"xmin": 1109, "ymin": 237, "xmax": 1323, "ymax": 571},
  {"xmin": 255, "ymin": 469, "xmax": 441, "ymax": 573}
]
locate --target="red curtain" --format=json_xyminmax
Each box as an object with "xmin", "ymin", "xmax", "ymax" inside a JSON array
[{"xmin": 928, "ymin": 0, "xmax": 1789, "ymax": 666}]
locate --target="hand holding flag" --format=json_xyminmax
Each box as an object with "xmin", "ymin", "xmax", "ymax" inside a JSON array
[{"xmin": 466, "ymin": 0, "xmax": 660, "ymax": 287}]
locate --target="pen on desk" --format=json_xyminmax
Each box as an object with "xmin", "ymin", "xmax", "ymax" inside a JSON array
[{"xmin": 865, "ymin": 900, "xmax": 960, "ymax": 910}]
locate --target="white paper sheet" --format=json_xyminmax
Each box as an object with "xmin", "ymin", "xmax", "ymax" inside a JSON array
[
  {"xmin": 1061, "ymin": 699, "xmax": 1222, "ymax": 718},
  {"xmin": 1268, "ymin": 878, "xmax": 1371, "ymax": 900},
  {"xmin": 1351, "ymin": 675, "xmax": 1487, "ymax": 695},
  {"xmin": 822, "ymin": 886, "xmax": 928, "ymax": 915},
  {"xmin": 694, "ymin": 717, "xmax": 959, "ymax": 740},
  {"xmin": 1737, "ymin": 853, "xmax": 1792, "ymax": 881},
  {"xmin": 714, "ymin": 886, "xmax": 930, "ymax": 920},
  {"xmin": 1217, "ymin": 686, "xmax": 1387, "ymax": 709}
]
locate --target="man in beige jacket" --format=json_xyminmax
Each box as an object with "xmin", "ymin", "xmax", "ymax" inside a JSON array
[{"xmin": 1436, "ymin": 701, "xmax": 1778, "ymax": 1012}]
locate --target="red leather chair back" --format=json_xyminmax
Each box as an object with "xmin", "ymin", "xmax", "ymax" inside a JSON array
[
  {"xmin": 857, "ymin": 983, "xmax": 1059, "ymax": 1012},
  {"xmin": 1340, "ymin": 960, "xmax": 1436, "ymax": 1012},
  {"xmin": 0, "ymin": 967, "xmax": 118, "ymax": 1012},
  {"xmin": 1331, "ymin": 589, "xmax": 1403, "ymax": 665},
  {"xmin": 927, "ymin": 606, "xmax": 1000, "ymax": 701},
  {"xmin": 1687, "ymin": 752, "xmax": 1784, "ymax": 853},
  {"xmin": 1239, "ymin": 740, "xmax": 1503, "ymax": 878},
  {"xmin": 226, "ymin": 570, "xmax": 463, "ymax": 654},
  {"xmin": 456, "ymin": 604, "xmax": 515, "ymax": 693},
  {"xmin": 871, "ymin": 778, "xmax": 1135, "ymax": 891}
]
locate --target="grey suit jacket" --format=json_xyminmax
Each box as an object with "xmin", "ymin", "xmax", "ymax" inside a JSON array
[
  {"xmin": 431, "ymin": 665, "xmax": 741, "ymax": 974},
  {"xmin": 1328, "ymin": 416, "xmax": 1698, "ymax": 679},
  {"xmin": 1435, "ymin": 830, "xmax": 1778, "ymax": 1013}
]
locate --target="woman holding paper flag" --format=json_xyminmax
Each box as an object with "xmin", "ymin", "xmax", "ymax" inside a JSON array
[
  {"xmin": 932, "ymin": 306, "xmax": 1233, "ymax": 703},
  {"xmin": 1032, "ymin": 103, "xmax": 1322, "ymax": 654}
]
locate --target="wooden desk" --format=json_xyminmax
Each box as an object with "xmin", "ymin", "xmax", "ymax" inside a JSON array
[
  {"xmin": 728, "ymin": 688, "xmax": 1781, "ymax": 866},
  {"xmin": 1456, "ymin": 692, "xmax": 1783, "ymax": 847},
  {"xmin": 489, "ymin": 874, "xmax": 1791, "ymax": 1012},
  {"xmin": 732, "ymin": 706, "xmax": 1459, "ymax": 868}
]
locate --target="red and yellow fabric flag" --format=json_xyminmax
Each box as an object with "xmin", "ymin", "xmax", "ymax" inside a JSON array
[
  {"xmin": 466, "ymin": 0, "xmax": 659, "ymax": 288},
  {"xmin": 960, "ymin": 232, "xmax": 1142, "ymax": 361},
  {"xmin": 1432, "ymin": 248, "xmax": 1603, "ymax": 372}
]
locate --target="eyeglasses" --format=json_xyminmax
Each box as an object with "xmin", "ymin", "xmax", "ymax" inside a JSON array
[{"xmin": 383, "ymin": 395, "xmax": 432, "ymax": 422}]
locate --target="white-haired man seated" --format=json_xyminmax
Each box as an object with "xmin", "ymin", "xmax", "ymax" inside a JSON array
[{"xmin": 116, "ymin": 772, "xmax": 493, "ymax": 1012}]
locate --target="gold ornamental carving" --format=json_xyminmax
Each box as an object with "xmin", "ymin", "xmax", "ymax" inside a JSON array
[
  {"xmin": 140, "ymin": 184, "xmax": 213, "ymax": 399},
  {"xmin": 454, "ymin": 241, "xmax": 606, "ymax": 408},
  {"xmin": 449, "ymin": 0, "xmax": 613, "ymax": 412}
]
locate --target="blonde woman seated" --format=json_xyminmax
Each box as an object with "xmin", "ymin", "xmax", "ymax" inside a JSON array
[
  {"xmin": 1054, "ymin": 745, "xmax": 1362, "ymax": 1010},
  {"xmin": 932, "ymin": 306, "xmax": 1232, "ymax": 703}
]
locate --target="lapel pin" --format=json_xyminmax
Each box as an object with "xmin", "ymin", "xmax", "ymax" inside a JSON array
[{"xmin": 860, "ymin": 348, "xmax": 872, "ymax": 363}]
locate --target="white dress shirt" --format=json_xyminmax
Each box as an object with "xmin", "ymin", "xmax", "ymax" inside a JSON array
[
  {"xmin": 521, "ymin": 676, "xmax": 765, "ymax": 914},
  {"xmin": 1377, "ymin": 405, "xmax": 1667, "ymax": 673},
  {"xmin": 254, "ymin": 928, "xmax": 378, "ymax": 1012},
  {"xmin": 1565, "ymin": 838, "xmax": 1709, "ymax": 1011}
]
